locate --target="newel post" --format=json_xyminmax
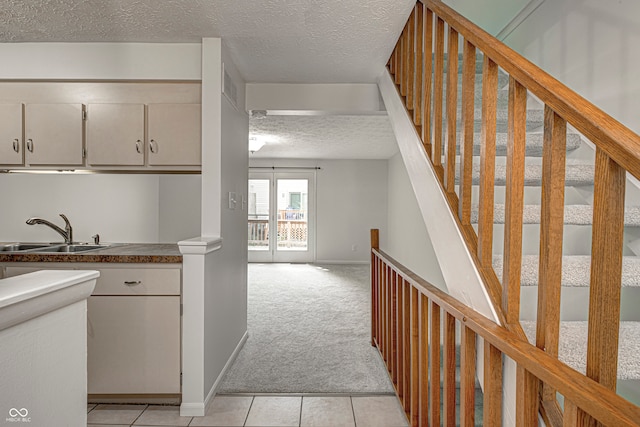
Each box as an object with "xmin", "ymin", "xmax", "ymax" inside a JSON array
[{"xmin": 371, "ymin": 229, "xmax": 380, "ymax": 347}]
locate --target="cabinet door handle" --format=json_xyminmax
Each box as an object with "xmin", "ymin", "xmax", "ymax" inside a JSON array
[
  {"xmin": 149, "ymin": 139, "xmax": 157, "ymax": 153},
  {"xmin": 26, "ymin": 139, "xmax": 33, "ymax": 152},
  {"xmin": 124, "ymin": 280, "xmax": 142, "ymax": 286},
  {"xmin": 13, "ymin": 139, "xmax": 19, "ymax": 153},
  {"xmin": 135, "ymin": 140, "xmax": 142, "ymax": 154}
]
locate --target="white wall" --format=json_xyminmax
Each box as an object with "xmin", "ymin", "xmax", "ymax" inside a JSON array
[
  {"xmin": 202, "ymin": 40, "xmax": 249, "ymax": 403},
  {"xmin": 0, "ymin": 174, "xmax": 159, "ymax": 243},
  {"xmin": 385, "ymin": 153, "xmax": 446, "ymax": 290},
  {"xmin": 249, "ymin": 158, "xmax": 389, "ymax": 263},
  {"xmin": 316, "ymin": 160, "xmax": 388, "ymax": 263},
  {"xmin": 159, "ymin": 175, "xmax": 202, "ymax": 242},
  {"xmin": 503, "ymin": 0, "xmax": 640, "ymax": 134},
  {"xmin": 0, "ymin": 174, "xmax": 201, "ymax": 244},
  {"xmin": 443, "ymin": 0, "xmax": 532, "ymax": 36}
]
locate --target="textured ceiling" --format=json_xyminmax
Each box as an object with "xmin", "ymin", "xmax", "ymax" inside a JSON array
[
  {"xmin": 250, "ymin": 115, "xmax": 398, "ymax": 159},
  {"xmin": 0, "ymin": 0, "xmax": 411, "ymax": 159},
  {"xmin": 0, "ymin": 0, "xmax": 415, "ymax": 83}
]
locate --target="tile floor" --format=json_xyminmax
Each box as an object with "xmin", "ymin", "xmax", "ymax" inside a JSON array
[{"xmin": 87, "ymin": 394, "xmax": 409, "ymax": 427}]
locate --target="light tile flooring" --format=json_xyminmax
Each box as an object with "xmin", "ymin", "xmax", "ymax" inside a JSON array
[{"xmin": 87, "ymin": 394, "xmax": 409, "ymax": 427}]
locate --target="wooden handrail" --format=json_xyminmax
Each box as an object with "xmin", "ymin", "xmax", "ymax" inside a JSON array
[
  {"xmin": 420, "ymin": 0, "xmax": 640, "ymax": 181},
  {"xmin": 371, "ymin": 243, "xmax": 640, "ymax": 427}
]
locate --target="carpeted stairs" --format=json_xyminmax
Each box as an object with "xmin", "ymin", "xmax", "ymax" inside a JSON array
[{"xmin": 441, "ymin": 53, "xmax": 640, "ymax": 404}]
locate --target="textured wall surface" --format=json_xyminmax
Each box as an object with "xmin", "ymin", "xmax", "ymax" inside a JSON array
[{"xmin": 0, "ymin": 0, "xmax": 415, "ymax": 83}]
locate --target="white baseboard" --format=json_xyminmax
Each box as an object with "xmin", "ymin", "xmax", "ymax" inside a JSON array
[
  {"xmin": 314, "ymin": 260, "xmax": 369, "ymax": 265},
  {"xmin": 201, "ymin": 330, "xmax": 249, "ymax": 415}
]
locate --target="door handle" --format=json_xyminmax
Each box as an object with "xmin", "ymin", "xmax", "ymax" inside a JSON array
[
  {"xmin": 149, "ymin": 139, "xmax": 157, "ymax": 153},
  {"xmin": 135, "ymin": 140, "xmax": 142, "ymax": 154},
  {"xmin": 13, "ymin": 139, "xmax": 19, "ymax": 153},
  {"xmin": 26, "ymin": 139, "xmax": 33, "ymax": 152},
  {"xmin": 124, "ymin": 280, "xmax": 142, "ymax": 286}
]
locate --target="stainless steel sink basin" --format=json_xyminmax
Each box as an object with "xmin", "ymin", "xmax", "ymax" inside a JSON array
[
  {"xmin": 0, "ymin": 243, "xmax": 110, "ymax": 253},
  {"xmin": 32, "ymin": 244, "xmax": 110, "ymax": 253},
  {"xmin": 0, "ymin": 243, "xmax": 51, "ymax": 252}
]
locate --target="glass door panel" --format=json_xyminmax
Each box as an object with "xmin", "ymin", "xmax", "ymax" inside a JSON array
[
  {"xmin": 276, "ymin": 179, "xmax": 308, "ymax": 252},
  {"xmin": 248, "ymin": 178, "xmax": 270, "ymax": 252}
]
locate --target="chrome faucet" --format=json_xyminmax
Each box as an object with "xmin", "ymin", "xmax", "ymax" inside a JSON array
[{"xmin": 26, "ymin": 214, "xmax": 73, "ymax": 244}]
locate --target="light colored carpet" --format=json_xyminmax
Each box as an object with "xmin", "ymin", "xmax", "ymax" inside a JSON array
[
  {"xmin": 521, "ymin": 321, "xmax": 640, "ymax": 380},
  {"xmin": 218, "ymin": 263, "xmax": 394, "ymax": 393},
  {"xmin": 493, "ymin": 255, "xmax": 640, "ymax": 287},
  {"xmin": 471, "ymin": 204, "xmax": 640, "ymax": 226}
]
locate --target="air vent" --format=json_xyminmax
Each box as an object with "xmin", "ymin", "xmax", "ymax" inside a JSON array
[{"xmin": 222, "ymin": 63, "xmax": 238, "ymax": 110}]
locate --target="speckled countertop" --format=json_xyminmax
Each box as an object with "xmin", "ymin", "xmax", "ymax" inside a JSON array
[{"xmin": 0, "ymin": 243, "xmax": 182, "ymax": 264}]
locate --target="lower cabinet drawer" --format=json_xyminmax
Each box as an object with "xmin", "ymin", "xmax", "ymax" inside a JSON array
[
  {"xmin": 92, "ymin": 267, "xmax": 181, "ymax": 295},
  {"xmin": 87, "ymin": 295, "xmax": 180, "ymax": 394}
]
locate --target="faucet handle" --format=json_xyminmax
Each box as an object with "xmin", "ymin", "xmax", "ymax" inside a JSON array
[
  {"xmin": 58, "ymin": 213, "xmax": 73, "ymax": 243},
  {"xmin": 92, "ymin": 234, "xmax": 100, "ymax": 245}
]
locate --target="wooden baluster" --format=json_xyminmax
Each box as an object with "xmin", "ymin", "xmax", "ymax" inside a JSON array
[
  {"xmin": 371, "ymin": 230, "xmax": 379, "ymax": 346},
  {"xmin": 432, "ymin": 16, "xmax": 445, "ymax": 181},
  {"xmin": 502, "ymin": 77, "xmax": 527, "ymax": 323},
  {"xmin": 536, "ymin": 106, "xmax": 567, "ymax": 405},
  {"xmin": 394, "ymin": 279, "xmax": 404, "ymax": 402},
  {"xmin": 422, "ymin": 8, "xmax": 434, "ymax": 155},
  {"xmin": 483, "ymin": 342, "xmax": 503, "ymax": 427},
  {"xmin": 516, "ymin": 366, "xmax": 539, "ymax": 427},
  {"xmin": 395, "ymin": 32, "xmax": 402, "ymax": 86},
  {"xmin": 430, "ymin": 301, "xmax": 441, "ymax": 427},
  {"xmin": 443, "ymin": 312, "xmax": 456, "ymax": 426},
  {"xmin": 563, "ymin": 400, "xmax": 579, "ymax": 427},
  {"xmin": 413, "ymin": 3, "xmax": 424, "ymax": 128},
  {"xmin": 392, "ymin": 271, "xmax": 399, "ymax": 384},
  {"xmin": 404, "ymin": 280, "xmax": 412, "ymax": 412},
  {"xmin": 377, "ymin": 257, "xmax": 382, "ymax": 348},
  {"xmin": 445, "ymin": 26, "xmax": 459, "ymax": 196},
  {"xmin": 383, "ymin": 264, "xmax": 390, "ymax": 363},
  {"xmin": 458, "ymin": 40, "xmax": 476, "ymax": 225},
  {"xmin": 419, "ymin": 294, "xmax": 429, "ymax": 427},
  {"xmin": 477, "ymin": 56, "xmax": 498, "ymax": 268},
  {"xmin": 460, "ymin": 325, "xmax": 477, "ymax": 427},
  {"xmin": 410, "ymin": 286, "xmax": 419, "ymax": 426},
  {"xmin": 579, "ymin": 148, "xmax": 626, "ymax": 425},
  {"xmin": 407, "ymin": 9, "xmax": 416, "ymax": 111},
  {"xmin": 401, "ymin": 27, "xmax": 408, "ymax": 97}
]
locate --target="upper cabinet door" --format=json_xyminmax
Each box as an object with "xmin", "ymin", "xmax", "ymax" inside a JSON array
[
  {"xmin": 25, "ymin": 103, "xmax": 84, "ymax": 166},
  {"xmin": 0, "ymin": 104, "xmax": 23, "ymax": 166},
  {"xmin": 147, "ymin": 103, "xmax": 201, "ymax": 166},
  {"xmin": 87, "ymin": 104, "xmax": 145, "ymax": 166}
]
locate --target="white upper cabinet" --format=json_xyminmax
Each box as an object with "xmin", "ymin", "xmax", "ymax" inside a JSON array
[
  {"xmin": 0, "ymin": 104, "xmax": 23, "ymax": 166},
  {"xmin": 87, "ymin": 104, "xmax": 145, "ymax": 166},
  {"xmin": 24, "ymin": 103, "xmax": 84, "ymax": 166},
  {"xmin": 148, "ymin": 103, "xmax": 201, "ymax": 166}
]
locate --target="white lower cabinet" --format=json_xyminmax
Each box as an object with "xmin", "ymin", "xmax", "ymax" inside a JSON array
[
  {"xmin": 87, "ymin": 265, "xmax": 181, "ymax": 396},
  {"xmin": 87, "ymin": 295, "xmax": 180, "ymax": 394},
  {"xmin": 0, "ymin": 263, "xmax": 182, "ymax": 397}
]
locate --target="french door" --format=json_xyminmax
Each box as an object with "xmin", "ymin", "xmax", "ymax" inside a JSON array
[{"xmin": 248, "ymin": 171, "xmax": 315, "ymax": 263}]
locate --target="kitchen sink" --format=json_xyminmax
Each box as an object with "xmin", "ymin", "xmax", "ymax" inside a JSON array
[
  {"xmin": 0, "ymin": 243, "xmax": 51, "ymax": 252},
  {"xmin": 0, "ymin": 243, "xmax": 110, "ymax": 253},
  {"xmin": 31, "ymin": 244, "xmax": 110, "ymax": 253}
]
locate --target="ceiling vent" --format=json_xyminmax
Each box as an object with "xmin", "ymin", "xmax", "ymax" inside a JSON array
[{"xmin": 222, "ymin": 63, "xmax": 238, "ymax": 110}]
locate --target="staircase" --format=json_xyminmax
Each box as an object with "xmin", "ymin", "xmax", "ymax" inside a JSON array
[
  {"xmin": 454, "ymin": 54, "xmax": 640, "ymax": 404},
  {"xmin": 372, "ymin": 1, "xmax": 640, "ymax": 426}
]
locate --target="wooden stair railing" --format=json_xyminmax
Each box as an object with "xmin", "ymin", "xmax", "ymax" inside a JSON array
[
  {"xmin": 385, "ymin": 0, "xmax": 640, "ymax": 426},
  {"xmin": 370, "ymin": 229, "xmax": 640, "ymax": 427}
]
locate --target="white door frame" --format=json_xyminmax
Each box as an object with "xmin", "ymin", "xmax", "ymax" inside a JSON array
[{"xmin": 248, "ymin": 170, "xmax": 316, "ymax": 263}]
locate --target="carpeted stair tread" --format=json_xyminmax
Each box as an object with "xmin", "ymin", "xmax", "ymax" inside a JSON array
[
  {"xmin": 457, "ymin": 163, "xmax": 594, "ymax": 187},
  {"xmin": 470, "ymin": 204, "xmax": 640, "ymax": 226},
  {"xmin": 493, "ymin": 255, "xmax": 640, "ymax": 287},
  {"xmin": 455, "ymin": 131, "xmax": 582, "ymax": 157},
  {"xmin": 520, "ymin": 321, "xmax": 640, "ymax": 380}
]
